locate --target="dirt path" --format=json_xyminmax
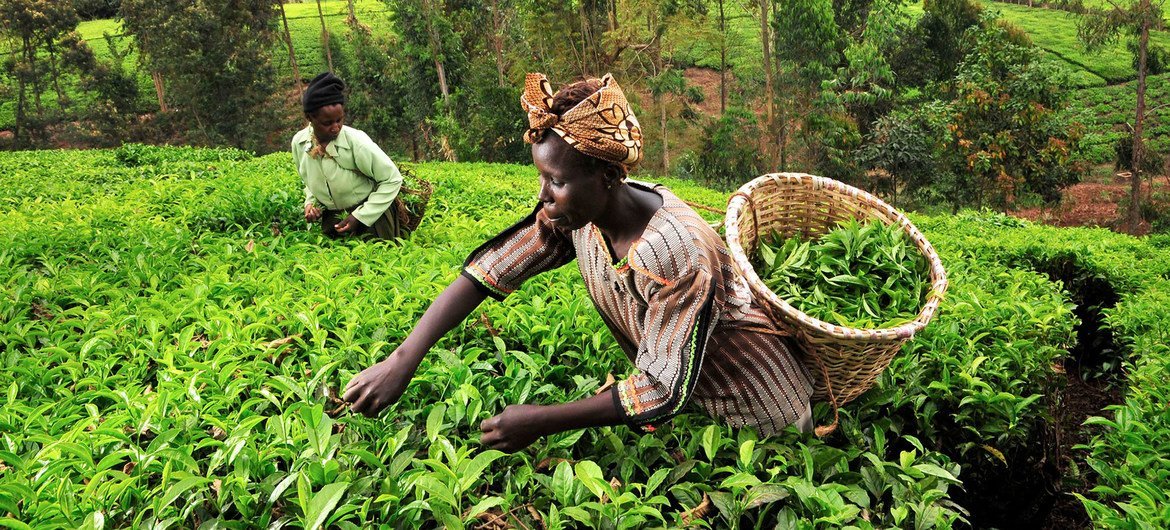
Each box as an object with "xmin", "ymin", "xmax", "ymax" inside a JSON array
[{"xmin": 1013, "ymin": 173, "xmax": 1170, "ymax": 234}]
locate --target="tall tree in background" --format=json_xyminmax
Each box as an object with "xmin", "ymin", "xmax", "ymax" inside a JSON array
[
  {"xmin": 0, "ymin": 0, "xmax": 80, "ymax": 145},
  {"xmin": 122, "ymin": 0, "xmax": 281, "ymax": 151},
  {"xmin": 771, "ymin": 0, "xmax": 842, "ymax": 169},
  {"xmin": 278, "ymin": 0, "xmax": 303, "ymax": 92},
  {"xmin": 1079, "ymin": 0, "xmax": 1167, "ymax": 231},
  {"xmin": 392, "ymin": 0, "xmax": 466, "ymax": 160},
  {"xmin": 757, "ymin": 0, "xmax": 776, "ymax": 167},
  {"xmin": 944, "ymin": 16, "xmax": 1084, "ymax": 211},
  {"xmin": 315, "ymin": 0, "xmax": 335, "ymax": 72},
  {"xmin": 716, "ymin": 0, "xmax": 727, "ymax": 113}
]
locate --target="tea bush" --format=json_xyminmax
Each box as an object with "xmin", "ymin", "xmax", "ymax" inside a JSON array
[{"xmin": 1, "ymin": 148, "xmax": 1168, "ymax": 528}]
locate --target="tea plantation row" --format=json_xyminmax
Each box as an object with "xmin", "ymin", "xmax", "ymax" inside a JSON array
[{"xmin": 0, "ymin": 146, "xmax": 1167, "ymax": 528}]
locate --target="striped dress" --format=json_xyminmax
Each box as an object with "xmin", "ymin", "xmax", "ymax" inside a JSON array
[{"xmin": 463, "ymin": 181, "xmax": 814, "ymax": 435}]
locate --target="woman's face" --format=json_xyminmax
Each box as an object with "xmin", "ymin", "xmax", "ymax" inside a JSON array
[
  {"xmin": 532, "ymin": 135, "xmax": 612, "ymax": 231},
  {"xmin": 308, "ymin": 104, "xmax": 344, "ymax": 141}
]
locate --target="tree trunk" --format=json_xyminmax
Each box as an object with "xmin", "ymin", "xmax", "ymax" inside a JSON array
[
  {"xmin": 1127, "ymin": 8, "xmax": 1146, "ymax": 230},
  {"xmin": 1130, "ymin": 2, "xmax": 1150, "ymax": 232},
  {"xmin": 434, "ymin": 55, "xmax": 450, "ymax": 103},
  {"xmin": 152, "ymin": 71, "xmax": 168, "ymax": 112},
  {"xmin": 25, "ymin": 37, "xmax": 42, "ymax": 115},
  {"xmin": 14, "ymin": 74, "xmax": 25, "ymax": 146},
  {"xmin": 719, "ymin": 0, "xmax": 727, "ymax": 115},
  {"xmin": 489, "ymin": 0, "xmax": 507, "ymax": 87},
  {"xmin": 46, "ymin": 40, "xmax": 67, "ymax": 108},
  {"xmin": 347, "ymin": 0, "xmax": 357, "ymax": 24},
  {"xmin": 661, "ymin": 94, "xmax": 669, "ymax": 172},
  {"xmin": 422, "ymin": 0, "xmax": 450, "ymax": 103},
  {"xmin": 279, "ymin": 0, "xmax": 303, "ymax": 93},
  {"xmin": 758, "ymin": 0, "xmax": 775, "ymax": 168},
  {"xmin": 316, "ymin": 0, "xmax": 334, "ymax": 73},
  {"xmin": 578, "ymin": 0, "xmax": 591, "ymax": 75}
]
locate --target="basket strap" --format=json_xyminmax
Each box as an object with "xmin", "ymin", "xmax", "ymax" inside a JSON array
[
  {"xmin": 810, "ymin": 350, "xmax": 840, "ymax": 437},
  {"xmin": 724, "ymin": 324, "xmax": 789, "ymax": 337},
  {"xmin": 682, "ymin": 199, "xmax": 725, "ymax": 230},
  {"xmin": 728, "ymin": 191, "xmax": 761, "ymax": 242}
]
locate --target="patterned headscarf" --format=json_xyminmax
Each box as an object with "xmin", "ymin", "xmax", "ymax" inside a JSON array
[{"xmin": 522, "ymin": 73, "xmax": 644, "ymax": 167}]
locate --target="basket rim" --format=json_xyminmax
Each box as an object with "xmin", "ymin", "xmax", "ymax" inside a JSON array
[{"xmin": 725, "ymin": 172, "xmax": 949, "ymax": 342}]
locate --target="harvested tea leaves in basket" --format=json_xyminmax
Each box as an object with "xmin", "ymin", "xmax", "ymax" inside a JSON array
[{"xmin": 753, "ymin": 219, "xmax": 929, "ymax": 329}]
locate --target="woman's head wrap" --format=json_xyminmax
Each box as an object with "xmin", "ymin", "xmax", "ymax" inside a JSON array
[
  {"xmin": 303, "ymin": 72, "xmax": 346, "ymax": 114},
  {"xmin": 521, "ymin": 73, "xmax": 643, "ymax": 167}
]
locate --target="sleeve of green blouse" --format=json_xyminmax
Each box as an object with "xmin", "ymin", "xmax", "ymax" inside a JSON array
[
  {"xmin": 350, "ymin": 132, "xmax": 403, "ymax": 226},
  {"xmin": 613, "ymin": 267, "xmax": 717, "ymax": 432},
  {"xmin": 291, "ymin": 134, "xmax": 318, "ymax": 208},
  {"xmin": 462, "ymin": 205, "xmax": 577, "ymax": 301}
]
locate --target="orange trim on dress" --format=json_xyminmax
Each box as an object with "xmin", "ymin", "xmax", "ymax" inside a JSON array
[{"xmin": 468, "ymin": 264, "xmax": 515, "ymax": 295}]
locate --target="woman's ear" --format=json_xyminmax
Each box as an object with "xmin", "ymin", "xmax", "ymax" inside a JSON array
[{"xmin": 603, "ymin": 164, "xmax": 626, "ymax": 189}]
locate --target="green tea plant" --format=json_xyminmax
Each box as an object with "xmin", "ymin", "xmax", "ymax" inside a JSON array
[
  {"xmin": 754, "ymin": 220, "xmax": 930, "ymax": 329},
  {"xmin": 1, "ymin": 147, "xmax": 1168, "ymax": 528}
]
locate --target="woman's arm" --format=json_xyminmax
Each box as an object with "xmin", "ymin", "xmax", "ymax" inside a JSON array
[
  {"xmin": 480, "ymin": 391, "xmax": 623, "ymax": 453},
  {"xmin": 349, "ymin": 131, "xmax": 403, "ymax": 226},
  {"xmin": 344, "ymin": 275, "xmax": 487, "ymax": 416}
]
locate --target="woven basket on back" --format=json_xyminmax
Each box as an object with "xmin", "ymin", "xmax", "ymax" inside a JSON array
[
  {"xmin": 724, "ymin": 173, "xmax": 948, "ymax": 429},
  {"xmin": 394, "ymin": 166, "xmax": 433, "ymax": 234}
]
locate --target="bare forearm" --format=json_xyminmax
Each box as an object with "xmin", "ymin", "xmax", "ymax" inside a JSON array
[
  {"xmin": 345, "ymin": 274, "xmax": 488, "ymax": 416},
  {"xmin": 480, "ymin": 391, "xmax": 624, "ymax": 452},
  {"xmin": 538, "ymin": 391, "xmax": 623, "ymax": 435},
  {"xmin": 398, "ymin": 274, "xmax": 487, "ymax": 363}
]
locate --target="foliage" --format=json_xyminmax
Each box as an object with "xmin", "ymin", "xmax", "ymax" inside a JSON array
[
  {"xmin": 0, "ymin": 0, "xmax": 84, "ymax": 145},
  {"xmin": 120, "ymin": 0, "xmax": 282, "ymax": 152},
  {"xmin": 687, "ymin": 106, "xmax": 763, "ymax": 189},
  {"xmin": 856, "ymin": 101, "xmax": 953, "ymax": 207},
  {"xmin": 754, "ymin": 220, "xmax": 930, "ymax": 329},
  {"xmin": 1, "ymin": 148, "xmax": 1169, "ymax": 527},
  {"xmin": 939, "ymin": 16, "xmax": 1086, "ymax": 209},
  {"xmin": 71, "ymin": 0, "xmax": 119, "ymax": 21},
  {"xmin": 328, "ymin": 18, "xmax": 419, "ymax": 159},
  {"xmin": 917, "ymin": 0, "xmax": 985, "ymax": 81}
]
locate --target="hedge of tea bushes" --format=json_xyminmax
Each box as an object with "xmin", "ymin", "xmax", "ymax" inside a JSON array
[{"xmin": 0, "ymin": 146, "xmax": 1166, "ymax": 528}]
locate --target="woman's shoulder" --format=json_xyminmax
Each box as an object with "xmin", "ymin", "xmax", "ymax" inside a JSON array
[
  {"xmin": 627, "ymin": 183, "xmax": 725, "ymax": 285},
  {"xmin": 338, "ymin": 126, "xmax": 374, "ymax": 146},
  {"xmin": 291, "ymin": 126, "xmax": 313, "ymax": 147}
]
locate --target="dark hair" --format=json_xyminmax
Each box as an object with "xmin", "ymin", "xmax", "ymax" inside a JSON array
[{"xmin": 548, "ymin": 78, "xmax": 628, "ymax": 180}]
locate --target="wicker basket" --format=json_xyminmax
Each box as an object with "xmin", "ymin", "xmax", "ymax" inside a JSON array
[
  {"xmin": 394, "ymin": 166, "xmax": 433, "ymax": 233},
  {"xmin": 724, "ymin": 173, "xmax": 948, "ymax": 420}
]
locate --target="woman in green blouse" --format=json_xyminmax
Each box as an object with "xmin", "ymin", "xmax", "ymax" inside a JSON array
[{"xmin": 293, "ymin": 72, "xmax": 406, "ymax": 240}]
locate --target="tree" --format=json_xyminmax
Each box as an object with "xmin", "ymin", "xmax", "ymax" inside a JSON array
[
  {"xmin": 693, "ymin": 107, "xmax": 765, "ymax": 189},
  {"xmin": 121, "ymin": 0, "xmax": 281, "ymax": 151},
  {"xmin": 278, "ymin": 0, "xmax": 303, "ymax": 92},
  {"xmin": 315, "ymin": 0, "xmax": 334, "ymax": 73},
  {"xmin": 0, "ymin": 0, "xmax": 81, "ymax": 145},
  {"xmin": 857, "ymin": 102, "xmax": 951, "ymax": 206},
  {"xmin": 771, "ymin": 0, "xmax": 843, "ymax": 169},
  {"xmin": 942, "ymin": 17, "xmax": 1085, "ymax": 210},
  {"xmin": 648, "ymin": 68, "xmax": 690, "ymax": 172},
  {"xmin": 1079, "ymin": 0, "xmax": 1167, "ymax": 231},
  {"xmin": 390, "ymin": 0, "xmax": 468, "ymax": 160}
]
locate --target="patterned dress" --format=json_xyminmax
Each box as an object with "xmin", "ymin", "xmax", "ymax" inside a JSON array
[{"xmin": 463, "ymin": 181, "xmax": 814, "ymax": 435}]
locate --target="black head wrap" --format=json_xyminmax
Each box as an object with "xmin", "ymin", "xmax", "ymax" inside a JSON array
[{"xmin": 303, "ymin": 72, "xmax": 346, "ymax": 114}]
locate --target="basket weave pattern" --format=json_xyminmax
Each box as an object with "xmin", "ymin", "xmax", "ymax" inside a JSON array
[
  {"xmin": 395, "ymin": 168, "xmax": 433, "ymax": 233},
  {"xmin": 725, "ymin": 173, "xmax": 948, "ymax": 405}
]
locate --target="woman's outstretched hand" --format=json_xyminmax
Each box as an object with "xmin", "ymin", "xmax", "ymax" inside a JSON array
[
  {"xmin": 480, "ymin": 404, "xmax": 546, "ymax": 453},
  {"xmin": 343, "ymin": 351, "xmax": 418, "ymax": 417}
]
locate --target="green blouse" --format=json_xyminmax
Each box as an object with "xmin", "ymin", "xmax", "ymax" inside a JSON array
[{"xmin": 291, "ymin": 125, "xmax": 403, "ymax": 226}]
